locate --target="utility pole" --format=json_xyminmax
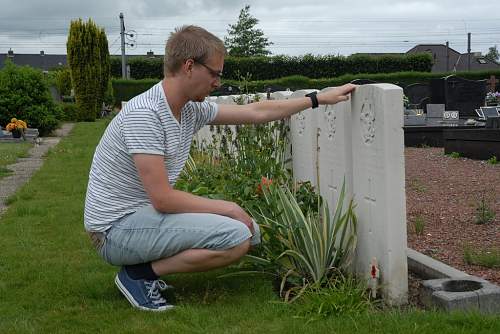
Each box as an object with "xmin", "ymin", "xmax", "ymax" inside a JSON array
[
  {"xmin": 446, "ymin": 41, "xmax": 450, "ymax": 72},
  {"xmin": 120, "ymin": 12, "xmax": 127, "ymax": 79},
  {"xmin": 467, "ymin": 32, "xmax": 471, "ymax": 72}
]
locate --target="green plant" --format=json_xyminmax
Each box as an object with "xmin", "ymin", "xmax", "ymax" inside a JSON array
[
  {"xmin": 408, "ymin": 178, "xmax": 426, "ymax": 193},
  {"xmin": 463, "ymin": 245, "xmax": 500, "ymax": 268},
  {"xmin": 413, "ymin": 215, "xmax": 425, "ymax": 236},
  {"xmin": 447, "ymin": 151, "xmax": 461, "ymax": 158},
  {"xmin": 487, "ymin": 156, "xmax": 498, "ymax": 165},
  {"xmin": 474, "ymin": 194, "xmax": 496, "ymax": 225},
  {"xmin": 248, "ymin": 182, "xmax": 357, "ymax": 301},
  {"xmin": 294, "ymin": 274, "xmax": 373, "ymax": 321}
]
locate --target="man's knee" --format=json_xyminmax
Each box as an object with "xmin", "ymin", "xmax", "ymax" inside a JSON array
[{"xmin": 222, "ymin": 239, "xmax": 251, "ymax": 262}]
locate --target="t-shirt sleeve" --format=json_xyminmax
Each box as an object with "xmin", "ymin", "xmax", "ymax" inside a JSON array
[
  {"xmin": 192, "ymin": 101, "xmax": 219, "ymax": 133},
  {"xmin": 121, "ymin": 108, "xmax": 165, "ymax": 155}
]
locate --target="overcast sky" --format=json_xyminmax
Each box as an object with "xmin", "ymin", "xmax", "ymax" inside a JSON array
[{"xmin": 0, "ymin": 0, "xmax": 499, "ymax": 56}]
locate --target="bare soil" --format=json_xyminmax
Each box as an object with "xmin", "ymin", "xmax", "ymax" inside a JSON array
[{"xmin": 405, "ymin": 147, "xmax": 500, "ymax": 285}]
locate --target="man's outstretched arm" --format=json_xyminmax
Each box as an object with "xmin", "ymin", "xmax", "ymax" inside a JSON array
[{"xmin": 210, "ymin": 84, "xmax": 356, "ymax": 125}]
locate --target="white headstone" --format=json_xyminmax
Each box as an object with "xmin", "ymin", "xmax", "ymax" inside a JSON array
[
  {"xmin": 317, "ymin": 87, "xmax": 353, "ymax": 216},
  {"xmin": 289, "ymin": 89, "xmax": 319, "ymax": 186},
  {"xmin": 271, "ymin": 91, "xmax": 293, "ymax": 100},
  {"xmin": 350, "ymin": 84, "xmax": 408, "ymax": 305}
]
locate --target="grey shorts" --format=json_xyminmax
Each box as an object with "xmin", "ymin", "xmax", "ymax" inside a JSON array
[{"xmin": 93, "ymin": 205, "xmax": 261, "ymax": 266}]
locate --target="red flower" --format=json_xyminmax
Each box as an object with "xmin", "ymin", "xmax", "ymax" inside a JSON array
[{"xmin": 256, "ymin": 176, "xmax": 273, "ymax": 195}]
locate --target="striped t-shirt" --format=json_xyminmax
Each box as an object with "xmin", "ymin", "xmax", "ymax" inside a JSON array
[{"xmin": 84, "ymin": 81, "xmax": 218, "ymax": 232}]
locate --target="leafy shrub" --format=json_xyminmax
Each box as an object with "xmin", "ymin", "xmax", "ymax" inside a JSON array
[
  {"xmin": 23, "ymin": 104, "xmax": 61, "ymax": 134},
  {"xmin": 54, "ymin": 67, "xmax": 72, "ymax": 97},
  {"xmin": 250, "ymin": 182, "xmax": 357, "ymax": 301},
  {"xmin": 0, "ymin": 61, "xmax": 61, "ymax": 135},
  {"xmin": 58, "ymin": 102, "xmax": 80, "ymax": 121}
]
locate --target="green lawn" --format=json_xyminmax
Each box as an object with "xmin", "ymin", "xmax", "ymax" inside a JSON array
[
  {"xmin": 0, "ymin": 141, "xmax": 32, "ymax": 179},
  {"xmin": 0, "ymin": 121, "xmax": 499, "ymax": 333}
]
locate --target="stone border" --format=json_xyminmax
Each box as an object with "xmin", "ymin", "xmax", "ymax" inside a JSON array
[
  {"xmin": 407, "ymin": 248, "xmax": 471, "ymax": 279},
  {"xmin": 0, "ymin": 123, "xmax": 74, "ymax": 216}
]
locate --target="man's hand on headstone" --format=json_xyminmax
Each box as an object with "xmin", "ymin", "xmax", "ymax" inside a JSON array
[{"xmin": 317, "ymin": 84, "xmax": 357, "ymax": 105}]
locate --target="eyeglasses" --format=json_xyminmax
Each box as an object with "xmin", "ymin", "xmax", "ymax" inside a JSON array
[{"xmin": 196, "ymin": 61, "xmax": 223, "ymax": 80}]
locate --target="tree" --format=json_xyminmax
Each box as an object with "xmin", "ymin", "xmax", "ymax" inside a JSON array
[
  {"xmin": 485, "ymin": 45, "xmax": 499, "ymax": 63},
  {"xmin": 67, "ymin": 19, "xmax": 110, "ymax": 121},
  {"xmin": 224, "ymin": 5, "xmax": 272, "ymax": 57},
  {"xmin": 97, "ymin": 27, "xmax": 111, "ymax": 111}
]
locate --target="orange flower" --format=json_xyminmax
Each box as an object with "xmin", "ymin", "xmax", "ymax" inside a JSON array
[
  {"xmin": 5, "ymin": 118, "xmax": 27, "ymax": 132},
  {"xmin": 256, "ymin": 176, "xmax": 273, "ymax": 195}
]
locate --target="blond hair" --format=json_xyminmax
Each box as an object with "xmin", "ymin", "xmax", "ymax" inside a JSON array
[{"xmin": 164, "ymin": 25, "xmax": 226, "ymax": 76}]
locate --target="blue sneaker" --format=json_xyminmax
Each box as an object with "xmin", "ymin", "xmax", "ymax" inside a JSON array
[{"xmin": 115, "ymin": 267, "xmax": 174, "ymax": 311}]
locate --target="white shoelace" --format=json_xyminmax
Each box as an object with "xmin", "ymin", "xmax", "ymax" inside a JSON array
[{"xmin": 145, "ymin": 280, "xmax": 168, "ymax": 305}]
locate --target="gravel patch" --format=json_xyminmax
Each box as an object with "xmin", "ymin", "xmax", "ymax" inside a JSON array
[{"xmin": 405, "ymin": 147, "xmax": 500, "ymax": 285}]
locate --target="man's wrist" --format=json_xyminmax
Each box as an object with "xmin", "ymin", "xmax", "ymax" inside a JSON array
[{"xmin": 305, "ymin": 91, "xmax": 319, "ymax": 109}]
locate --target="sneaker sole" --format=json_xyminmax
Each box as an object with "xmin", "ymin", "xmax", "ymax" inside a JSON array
[{"xmin": 114, "ymin": 275, "xmax": 174, "ymax": 312}]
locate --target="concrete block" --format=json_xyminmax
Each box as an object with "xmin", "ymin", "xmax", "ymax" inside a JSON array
[{"xmin": 420, "ymin": 277, "xmax": 500, "ymax": 314}]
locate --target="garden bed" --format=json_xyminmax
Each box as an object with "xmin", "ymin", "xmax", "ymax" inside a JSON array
[{"xmin": 405, "ymin": 147, "xmax": 500, "ymax": 285}]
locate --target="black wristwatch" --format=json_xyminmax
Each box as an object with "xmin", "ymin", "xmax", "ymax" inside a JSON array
[{"xmin": 305, "ymin": 91, "xmax": 319, "ymax": 109}]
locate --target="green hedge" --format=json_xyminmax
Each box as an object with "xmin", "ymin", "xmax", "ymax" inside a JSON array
[
  {"xmin": 112, "ymin": 79, "xmax": 158, "ymax": 105},
  {"xmin": 110, "ymin": 53, "xmax": 433, "ymax": 80},
  {"xmin": 112, "ymin": 69, "xmax": 500, "ymax": 102},
  {"xmin": 224, "ymin": 69, "xmax": 500, "ymax": 92}
]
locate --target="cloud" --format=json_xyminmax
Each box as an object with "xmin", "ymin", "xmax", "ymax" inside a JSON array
[{"xmin": 0, "ymin": 0, "xmax": 499, "ymax": 55}]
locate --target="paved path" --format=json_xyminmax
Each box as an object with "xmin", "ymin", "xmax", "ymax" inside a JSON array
[{"xmin": 0, "ymin": 123, "xmax": 75, "ymax": 216}]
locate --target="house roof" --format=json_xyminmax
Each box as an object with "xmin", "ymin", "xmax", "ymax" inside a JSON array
[
  {"xmin": 0, "ymin": 51, "xmax": 67, "ymax": 71},
  {"xmin": 406, "ymin": 44, "xmax": 499, "ymax": 72}
]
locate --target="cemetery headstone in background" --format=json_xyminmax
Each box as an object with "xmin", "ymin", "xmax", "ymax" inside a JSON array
[
  {"xmin": 404, "ymin": 83, "xmax": 430, "ymax": 107},
  {"xmin": 350, "ymin": 79, "xmax": 378, "ymax": 85},
  {"xmin": 430, "ymin": 75, "xmax": 487, "ymax": 118},
  {"xmin": 212, "ymin": 83, "xmax": 241, "ymax": 96}
]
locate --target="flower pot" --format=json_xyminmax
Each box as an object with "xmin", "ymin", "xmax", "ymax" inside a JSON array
[{"xmin": 11, "ymin": 129, "xmax": 21, "ymax": 138}]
